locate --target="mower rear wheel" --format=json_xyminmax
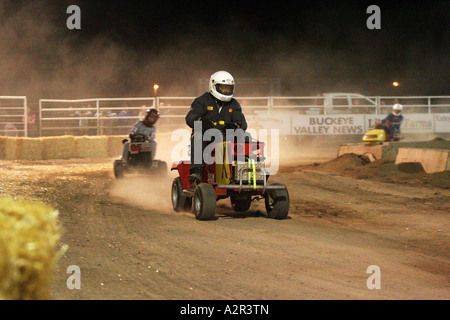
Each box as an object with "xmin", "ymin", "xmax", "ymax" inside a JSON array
[
  {"xmin": 193, "ymin": 183, "xmax": 216, "ymax": 220},
  {"xmin": 114, "ymin": 160, "xmax": 125, "ymax": 179},
  {"xmin": 171, "ymin": 177, "xmax": 192, "ymax": 212},
  {"xmin": 265, "ymin": 183, "xmax": 289, "ymax": 219}
]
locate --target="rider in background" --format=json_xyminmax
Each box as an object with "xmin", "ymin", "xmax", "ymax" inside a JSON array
[
  {"xmin": 122, "ymin": 107, "xmax": 159, "ymax": 162},
  {"xmin": 380, "ymin": 103, "xmax": 403, "ymax": 140}
]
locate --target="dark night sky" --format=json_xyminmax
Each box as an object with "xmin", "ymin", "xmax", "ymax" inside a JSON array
[{"xmin": 0, "ymin": 0, "xmax": 448, "ymax": 103}]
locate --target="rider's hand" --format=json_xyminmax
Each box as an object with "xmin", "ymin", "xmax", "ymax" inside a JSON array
[
  {"xmin": 225, "ymin": 122, "xmax": 238, "ymax": 129},
  {"xmin": 201, "ymin": 118, "xmax": 215, "ymax": 130}
]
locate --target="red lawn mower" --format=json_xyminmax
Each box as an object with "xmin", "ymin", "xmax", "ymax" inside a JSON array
[{"xmin": 170, "ymin": 132, "xmax": 289, "ymax": 220}]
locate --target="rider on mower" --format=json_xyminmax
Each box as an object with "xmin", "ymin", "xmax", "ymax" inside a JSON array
[
  {"xmin": 122, "ymin": 107, "xmax": 160, "ymax": 162},
  {"xmin": 185, "ymin": 70, "xmax": 248, "ymax": 183},
  {"xmin": 380, "ymin": 103, "xmax": 404, "ymax": 140}
]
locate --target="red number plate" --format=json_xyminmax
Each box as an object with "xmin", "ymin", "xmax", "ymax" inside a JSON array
[{"xmin": 129, "ymin": 143, "xmax": 142, "ymax": 154}]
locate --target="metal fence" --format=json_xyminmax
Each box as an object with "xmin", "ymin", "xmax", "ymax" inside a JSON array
[
  {"xmin": 39, "ymin": 98, "xmax": 156, "ymax": 136},
  {"xmin": 2, "ymin": 95, "xmax": 448, "ymax": 138},
  {"xmin": 33, "ymin": 95, "xmax": 450, "ymax": 136},
  {"xmin": 378, "ymin": 96, "xmax": 450, "ymax": 114},
  {"xmin": 0, "ymin": 96, "xmax": 28, "ymax": 137},
  {"xmin": 159, "ymin": 96, "xmax": 274, "ymax": 130},
  {"xmin": 270, "ymin": 96, "xmax": 450, "ymax": 115}
]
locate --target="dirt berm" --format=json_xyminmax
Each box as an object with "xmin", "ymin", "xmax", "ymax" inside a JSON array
[
  {"xmin": 282, "ymin": 153, "xmax": 450, "ymax": 189},
  {"xmin": 338, "ymin": 138, "xmax": 450, "ymax": 161}
]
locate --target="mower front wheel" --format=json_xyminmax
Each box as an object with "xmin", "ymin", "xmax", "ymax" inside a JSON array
[
  {"xmin": 265, "ymin": 183, "xmax": 290, "ymax": 219},
  {"xmin": 193, "ymin": 183, "xmax": 217, "ymax": 220}
]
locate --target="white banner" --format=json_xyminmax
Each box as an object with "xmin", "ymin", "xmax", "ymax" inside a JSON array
[
  {"xmin": 434, "ymin": 114, "xmax": 450, "ymax": 133},
  {"xmin": 291, "ymin": 115, "xmax": 365, "ymax": 135},
  {"xmin": 246, "ymin": 114, "xmax": 291, "ymax": 135},
  {"xmin": 365, "ymin": 114, "xmax": 435, "ymax": 133},
  {"xmin": 364, "ymin": 115, "xmax": 385, "ymax": 131},
  {"xmin": 400, "ymin": 114, "xmax": 434, "ymax": 133},
  {"xmin": 245, "ymin": 113, "xmax": 449, "ymax": 135}
]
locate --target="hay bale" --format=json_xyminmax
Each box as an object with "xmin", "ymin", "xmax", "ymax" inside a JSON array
[
  {"xmin": 107, "ymin": 135, "xmax": 127, "ymax": 157},
  {"xmin": 0, "ymin": 136, "xmax": 7, "ymax": 159},
  {"xmin": 41, "ymin": 136, "xmax": 77, "ymax": 160},
  {"xmin": 2, "ymin": 137, "xmax": 18, "ymax": 160},
  {"xmin": 15, "ymin": 138, "xmax": 44, "ymax": 160},
  {"xmin": 0, "ymin": 197, "xmax": 63, "ymax": 300},
  {"xmin": 75, "ymin": 136, "xmax": 108, "ymax": 158}
]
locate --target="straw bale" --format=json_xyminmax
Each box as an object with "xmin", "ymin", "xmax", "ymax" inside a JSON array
[
  {"xmin": 15, "ymin": 138, "xmax": 44, "ymax": 161},
  {"xmin": 41, "ymin": 136, "xmax": 77, "ymax": 160},
  {"xmin": 0, "ymin": 197, "xmax": 63, "ymax": 300},
  {"xmin": 2, "ymin": 137, "xmax": 18, "ymax": 160},
  {"xmin": 75, "ymin": 136, "xmax": 108, "ymax": 158},
  {"xmin": 0, "ymin": 136, "xmax": 7, "ymax": 159}
]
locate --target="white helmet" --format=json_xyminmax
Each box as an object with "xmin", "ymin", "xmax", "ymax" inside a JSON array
[
  {"xmin": 393, "ymin": 103, "xmax": 403, "ymax": 115},
  {"xmin": 209, "ymin": 71, "xmax": 235, "ymax": 102}
]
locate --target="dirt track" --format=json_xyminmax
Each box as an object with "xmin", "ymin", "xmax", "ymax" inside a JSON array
[{"xmin": 0, "ymin": 155, "xmax": 449, "ymax": 300}]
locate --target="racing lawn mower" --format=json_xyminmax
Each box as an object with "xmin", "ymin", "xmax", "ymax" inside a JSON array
[
  {"xmin": 171, "ymin": 126, "xmax": 289, "ymax": 220},
  {"xmin": 113, "ymin": 133, "xmax": 167, "ymax": 178},
  {"xmin": 362, "ymin": 122, "xmax": 401, "ymax": 145}
]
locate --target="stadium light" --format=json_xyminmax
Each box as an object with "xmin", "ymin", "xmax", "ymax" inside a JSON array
[
  {"xmin": 153, "ymin": 84, "xmax": 159, "ymax": 97},
  {"xmin": 392, "ymin": 81, "xmax": 399, "ymax": 87}
]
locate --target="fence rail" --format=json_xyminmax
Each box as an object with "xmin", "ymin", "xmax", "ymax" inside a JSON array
[
  {"xmin": 39, "ymin": 98, "xmax": 156, "ymax": 136},
  {"xmin": 37, "ymin": 95, "xmax": 450, "ymax": 136},
  {"xmin": 0, "ymin": 96, "xmax": 28, "ymax": 137},
  {"xmin": 1, "ymin": 95, "xmax": 449, "ymax": 137}
]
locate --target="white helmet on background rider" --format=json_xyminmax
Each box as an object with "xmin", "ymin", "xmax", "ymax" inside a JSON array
[
  {"xmin": 392, "ymin": 103, "xmax": 403, "ymax": 115},
  {"xmin": 209, "ymin": 71, "xmax": 235, "ymax": 102}
]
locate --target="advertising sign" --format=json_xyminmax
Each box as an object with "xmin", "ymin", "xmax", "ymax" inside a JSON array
[
  {"xmin": 434, "ymin": 114, "xmax": 450, "ymax": 133},
  {"xmin": 292, "ymin": 115, "xmax": 365, "ymax": 135}
]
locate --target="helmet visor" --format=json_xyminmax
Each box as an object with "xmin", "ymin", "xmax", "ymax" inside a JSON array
[{"xmin": 215, "ymin": 84, "xmax": 234, "ymax": 96}]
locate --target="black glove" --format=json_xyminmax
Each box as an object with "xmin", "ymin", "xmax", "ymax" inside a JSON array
[
  {"xmin": 201, "ymin": 118, "xmax": 215, "ymax": 130},
  {"xmin": 129, "ymin": 133, "xmax": 136, "ymax": 139},
  {"xmin": 225, "ymin": 122, "xmax": 238, "ymax": 129}
]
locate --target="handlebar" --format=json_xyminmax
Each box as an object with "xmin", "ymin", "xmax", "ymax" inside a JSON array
[{"xmin": 129, "ymin": 133, "xmax": 148, "ymax": 142}]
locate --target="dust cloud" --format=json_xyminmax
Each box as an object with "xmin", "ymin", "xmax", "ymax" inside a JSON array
[
  {"xmin": 108, "ymin": 133, "xmax": 180, "ymax": 213},
  {"xmin": 0, "ymin": 1, "xmax": 391, "ymax": 105},
  {"xmin": 1, "ymin": 1, "xmax": 447, "ymax": 111},
  {"xmin": 0, "ymin": 1, "xmax": 146, "ymax": 101},
  {"xmin": 110, "ymin": 175, "xmax": 174, "ymax": 214}
]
